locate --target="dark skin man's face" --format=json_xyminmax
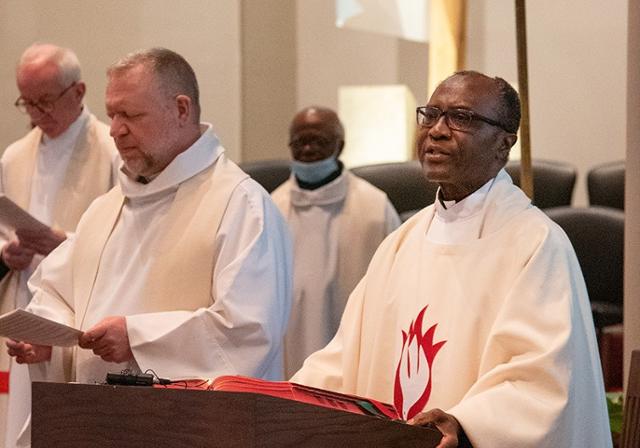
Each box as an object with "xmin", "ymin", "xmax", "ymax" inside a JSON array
[
  {"xmin": 416, "ymin": 74, "xmax": 517, "ymax": 201},
  {"xmin": 289, "ymin": 109, "xmax": 344, "ymax": 163}
]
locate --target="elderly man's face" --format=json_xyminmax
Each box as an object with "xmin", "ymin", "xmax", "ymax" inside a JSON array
[
  {"xmin": 106, "ymin": 65, "xmax": 183, "ymax": 178},
  {"xmin": 416, "ymin": 75, "xmax": 514, "ymax": 201},
  {"xmin": 289, "ymin": 111, "xmax": 343, "ymax": 163},
  {"xmin": 16, "ymin": 62, "xmax": 84, "ymax": 139}
]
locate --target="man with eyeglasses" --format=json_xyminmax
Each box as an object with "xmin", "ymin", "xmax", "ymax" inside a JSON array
[
  {"xmin": 0, "ymin": 43, "xmax": 119, "ymax": 448},
  {"xmin": 292, "ymin": 71, "xmax": 610, "ymax": 447},
  {"xmin": 272, "ymin": 106, "xmax": 400, "ymax": 378}
]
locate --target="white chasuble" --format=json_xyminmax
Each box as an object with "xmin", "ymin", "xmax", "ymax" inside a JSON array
[{"xmin": 293, "ymin": 169, "xmax": 611, "ymax": 447}]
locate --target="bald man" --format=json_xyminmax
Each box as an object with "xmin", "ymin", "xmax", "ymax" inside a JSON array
[
  {"xmin": 0, "ymin": 43, "xmax": 119, "ymax": 448},
  {"xmin": 272, "ymin": 106, "xmax": 400, "ymax": 378}
]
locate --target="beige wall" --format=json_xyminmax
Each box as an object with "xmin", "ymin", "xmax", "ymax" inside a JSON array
[
  {"xmin": 466, "ymin": 0, "xmax": 627, "ymax": 206},
  {"xmin": 0, "ymin": 0, "xmax": 242, "ymax": 160},
  {"xmin": 240, "ymin": 0, "xmax": 296, "ymax": 162}
]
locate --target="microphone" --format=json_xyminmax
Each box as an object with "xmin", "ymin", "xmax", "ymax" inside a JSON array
[{"xmin": 106, "ymin": 372, "xmax": 170, "ymax": 386}]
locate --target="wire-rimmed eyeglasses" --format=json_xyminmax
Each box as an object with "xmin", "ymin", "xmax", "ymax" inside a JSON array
[{"xmin": 14, "ymin": 82, "xmax": 77, "ymax": 115}]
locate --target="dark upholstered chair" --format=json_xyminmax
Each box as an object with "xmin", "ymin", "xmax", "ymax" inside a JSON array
[
  {"xmin": 545, "ymin": 206, "xmax": 624, "ymax": 331},
  {"xmin": 587, "ymin": 160, "xmax": 625, "ymax": 210},
  {"xmin": 622, "ymin": 349, "xmax": 640, "ymax": 448},
  {"xmin": 238, "ymin": 159, "xmax": 291, "ymax": 193},
  {"xmin": 350, "ymin": 161, "xmax": 439, "ymax": 219},
  {"xmin": 505, "ymin": 159, "xmax": 577, "ymax": 209}
]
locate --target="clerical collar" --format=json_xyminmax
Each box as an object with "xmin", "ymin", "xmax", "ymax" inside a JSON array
[
  {"xmin": 290, "ymin": 169, "xmax": 348, "ymax": 207},
  {"xmin": 434, "ymin": 177, "xmax": 495, "ymax": 222},
  {"xmin": 119, "ymin": 166, "xmax": 159, "ymax": 184},
  {"xmin": 296, "ymin": 161, "xmax": 344, "ymax": 190},
  {"xmin": 438, "ymin": 191, "xmax": 457, "ymax": 210}
]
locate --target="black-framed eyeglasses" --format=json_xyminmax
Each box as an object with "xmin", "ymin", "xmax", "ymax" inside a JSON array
[
  {"xmin": 14, "ymin": 82, "xmax": 77, "ymax": 115},
  {"xmin": 416, "ymin": 105, "xmax": 511, "ymax": 133}
]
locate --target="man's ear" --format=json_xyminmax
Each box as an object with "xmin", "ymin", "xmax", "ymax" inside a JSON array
[
  {"xmin": 74, "ymin": 82, "xmax": 87, "ymax": 102},
  {"xmin": 497, "ymin": 132, "xmax": 517, "ymax": 162},
  {"xmin": 175, "ymin": 95, "xmax": 192, "ymax": 125},
  {"xmin": 336, "ymin": 139, "xmax": 345, "ymax": 158}
]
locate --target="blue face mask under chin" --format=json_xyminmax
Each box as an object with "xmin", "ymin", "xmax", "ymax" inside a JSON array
[{"xmin": 291, "ymin": 154, "xmax": 339, "ymax": 184}]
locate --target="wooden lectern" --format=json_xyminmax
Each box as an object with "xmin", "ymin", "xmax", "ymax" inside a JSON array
[{"xmin": 32, "ymin": 382, "xmax": 442, "ymax": 447}]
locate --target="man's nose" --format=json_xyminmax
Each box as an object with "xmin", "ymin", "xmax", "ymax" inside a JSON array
[
  {"xmin": 428, "ymin": 114, "xmax": 451, "ymax": 139},
  {"xmin": 25, "ymin": 104, "xmax": 46, "ymax": 120},
  {"xmin": 110, "ymin": 117, "xmax": 128, "ymax": 138}
]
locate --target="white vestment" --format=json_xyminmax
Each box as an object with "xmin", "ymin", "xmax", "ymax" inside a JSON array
[
  {"xmin": 292, "ymin": 169, "xmax": 611, "ymax": 447},
  {"xmin": 0, "ymin": 109, "xmax": 118, "ymax": 448},
  {"xmin": 19, "ymin": 126, "xmax": 291, "ymax": 445},
  {"xmin": 272, "ymin": 171, "xmax": 400, "ymax": 377}
]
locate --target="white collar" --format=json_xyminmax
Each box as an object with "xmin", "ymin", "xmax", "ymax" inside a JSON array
[
  {"xmin": 434, "ymin": 176, "xmax": 496, "ymax": 223},
  {"xmin": 289, "ymin": 171, "xmax": 348, "ymax": 207}
]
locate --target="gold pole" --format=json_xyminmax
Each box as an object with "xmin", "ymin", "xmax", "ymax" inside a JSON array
[
  {"xmin": 428, "ymin": 0, "xmax": 467, "ymax": 97},
  {"xmin": 515, "ymin": 0, "xmax": 534, "ymax": 200}
]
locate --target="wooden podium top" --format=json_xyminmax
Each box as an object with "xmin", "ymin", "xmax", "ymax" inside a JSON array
[{"xmin": 32, "ymin": 382, "xmax": 441, "ymax": 447}]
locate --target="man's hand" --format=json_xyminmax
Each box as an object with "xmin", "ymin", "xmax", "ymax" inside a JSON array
[
  {"xmin": 6, "ymin": 339, "xmax": 52, "ymax": 364},
  {"xmin": 1, "ymin": 240, "xmax": 35, "ymax": 270},
  {"xmin": 78, "ymin": 316, "xmax": 133, "ymax": 363},
  {"xmin": 409, "ymin": 408, "xmax": 471, "ymax": 448},
  {"xmin": 15, "ymin": 227, "xmax": 66, "ymax": 256}
]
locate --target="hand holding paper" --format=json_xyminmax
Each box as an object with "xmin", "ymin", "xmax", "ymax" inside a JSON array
[
  {"xmin": 6, "ymin": 339, "xmax": 52, "ymax": 364},
  {"xmin": 16, "ymin": 227, "xmax": 67, "ymax": 255},
  {"xmin": 78, "ymin": 316, "xmax": 133, "ymax": 363},
  {"xmin": 1, "ymin": 240, "xmax": 35, "ymax": 270},
  {"xmin": 0, "ymin": 194, "xmax": 49, "ymax": 234}
]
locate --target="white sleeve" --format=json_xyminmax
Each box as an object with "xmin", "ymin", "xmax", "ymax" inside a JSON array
[
  {"xmin": 126, "ymin": 181, "xmax": 292, "ymax": 380},
  {"xmin": 26, "ymin": 235, "xmax": 76, "ymax": 326},
  {"xmin": 25, "ymin": 236, "xmax": 77, "ymax": 383},
  {"xmin": 446, "ymin": 230, "xmax": 611, "ymax": 448},
  {"xmin": 290, "ymin": 276, "xmax": 367, "ymax": 389}
]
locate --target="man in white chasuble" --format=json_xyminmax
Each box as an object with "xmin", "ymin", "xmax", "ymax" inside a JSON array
[{"xmin": 292, "ymin": 71, "xmax": 611, "ymax": 448}]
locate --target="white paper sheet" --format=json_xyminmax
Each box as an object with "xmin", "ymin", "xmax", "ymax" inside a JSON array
[
  {"xmin": 0, "ymin": 309, "xmax": 81, "ymax": 346},
  {"xmin": 0, "ymin": 194, "xmax": 50, "ymax": 233}
]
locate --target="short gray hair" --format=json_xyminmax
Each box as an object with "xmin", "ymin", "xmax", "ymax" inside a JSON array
[
  {"xmin": 18, "ymin": 43, "xmax": 82, "ymax": 87},
  {"xmin": 108, "ymin": 47, "xmax": 200, "ymax": 122}
]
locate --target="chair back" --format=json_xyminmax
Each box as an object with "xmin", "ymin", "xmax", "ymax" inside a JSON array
[
  {"xmin": 622, "ymin": 349, "xmax": 640, "ymax": 448},
  {"xmin": 351, "ymin": 161, "xmax": 438, "ymax": 218},
  {"xmin": 587, "ymin": 161, "xmax": 625, "ymax": 210},
  {"xmin": 545, "ymin": 206, "xmax": 624, "ymax": 330},
  {"xmin": 505, "ymin": 159, "xmax": 577, "ymax": 208},
  {"xmin": 238, "ymin": 159, "xmax": 291, "ymax": 193}
]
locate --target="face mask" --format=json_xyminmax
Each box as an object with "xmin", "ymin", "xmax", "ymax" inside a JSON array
[{"xmin": 291, "ymin": 154, "xmax": 339, "ymax": 184}]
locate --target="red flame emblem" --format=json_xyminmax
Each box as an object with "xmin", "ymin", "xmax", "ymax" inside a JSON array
[{"xmin": 393, "ymin": 305, "xmax": 446, "ymax": 420}]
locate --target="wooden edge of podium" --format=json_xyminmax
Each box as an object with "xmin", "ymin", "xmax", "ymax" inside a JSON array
[{"xmin": 32, "ymin": 382, "xmax": 442, "ymax": 447}]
